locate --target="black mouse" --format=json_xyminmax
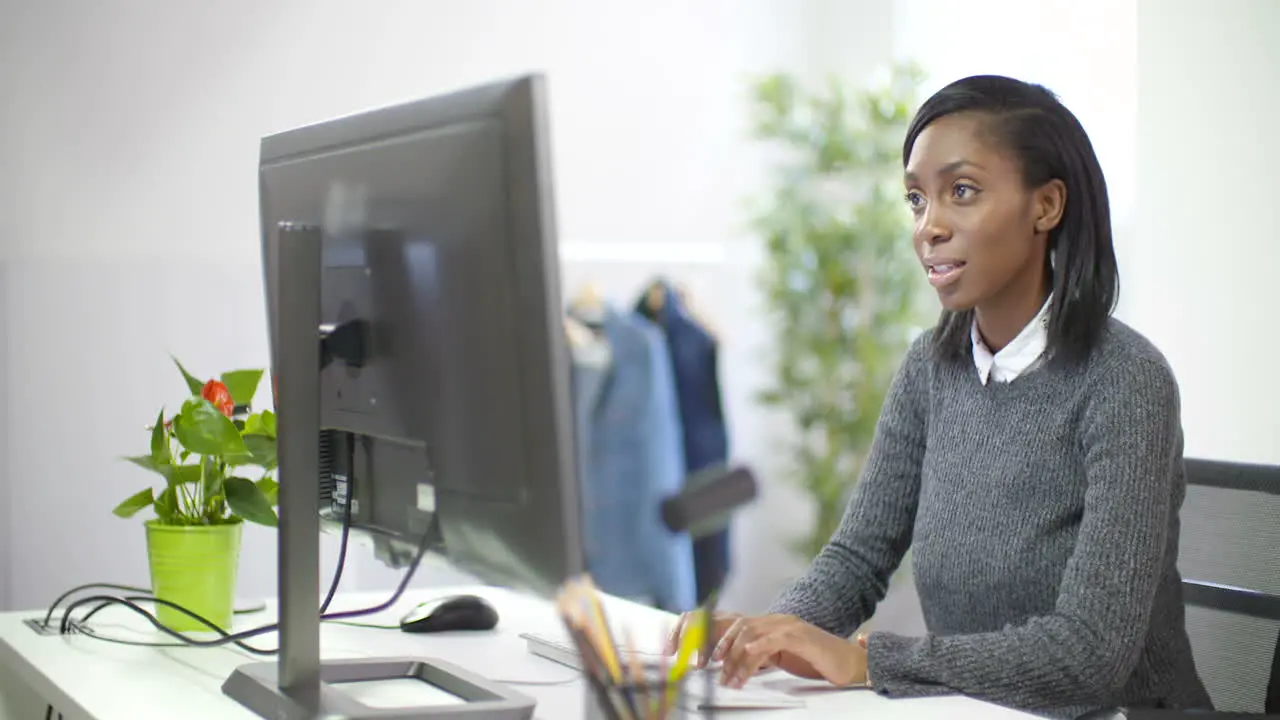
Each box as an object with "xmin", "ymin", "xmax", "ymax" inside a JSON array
[{"xmin": 399, "ymin": 594, "xmax": 499, "ymax": 634}]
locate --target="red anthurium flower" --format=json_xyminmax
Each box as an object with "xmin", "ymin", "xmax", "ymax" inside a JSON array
[{"xmin": 202, "ymin": 379, "xmax": 235, "ymax": 417}]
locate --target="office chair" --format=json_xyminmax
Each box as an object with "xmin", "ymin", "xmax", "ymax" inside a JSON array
[{"xmin": 1119, "ymin": 457, "xmax": 1280, "ymax": 719}]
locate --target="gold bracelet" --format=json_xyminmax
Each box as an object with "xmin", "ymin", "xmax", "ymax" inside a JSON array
[{"xmin": 855, "ymin": 633, "xmax": 873, "ymax": 688}]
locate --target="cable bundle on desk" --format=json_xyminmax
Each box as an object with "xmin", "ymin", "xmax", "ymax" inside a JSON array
[
  {"xmin": 556, "ymin": 575, "xmax": 714, "ymax": 720},
  {"xmin": 37, "ymin": 467, "xmax": 386, "ymax": 650},
  {"xmin": 33, "ymin": 484, "xmax": 426, "ymax": 720},
  {"xmin": 36, "ymin": 473, "xmax": 575, "ymax": 720},
  {"xmin": 44, "ymin": 515, "xmax": 431, "ymax": 654}
]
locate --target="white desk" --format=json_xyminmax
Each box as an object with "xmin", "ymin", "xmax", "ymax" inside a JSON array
[{"xmin": 0, "ymin": 585, "xmax": 1036, "ymax": 720}]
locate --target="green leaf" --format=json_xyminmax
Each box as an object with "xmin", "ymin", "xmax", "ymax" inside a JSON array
[
  {"xmin": 243, "ymin": 412, "xmax": 278, "ymax": 450},
  {"xmin": 113, "ymin": 488, "xmax": 154, "ymax": 518},
  {"xmin": 256, "ymin": 477, "xmax": 279, "ymax": 505},
  {"xmin": 125, "ymin": 454, "xmax": 168, "ymax": 476},
  {"xmin": 154, "ymin": 486, "xmax": 177, "ymax": 523},
  {"xmin": 173, "ymin": 398, "xmax": 248, "ymax": 456},
  {"xmin": 202, "ymin": 457, "xmax": 224, "ymax": 505},
  {"xmin": 172, "ymin": 357, "xmax": 205, "ymax": 396},
  {"xmin": 150, "ymin": 409, "xmax": 167, "ymax": 462},
  {"xmin": 746, "ymin": 65, "xmax": 927, "ymax": 563},
  {"xmin": 166, "ymin": 464, "xmax": 203, "ymax": 486},
  {"xmin": 243, "ymin": 412, "xmax": 269, "ymax": 437},
  {"xmin": 221, "ymin": 369, "xmax": 264, "ymax": 407},
  {"xmin": 241, "ymin": 434, "xmax": 277, "ymax": 470},
  {"xmin": 222, "ymin": 451, "xmax": 255, "ymax": 467},
  {"xmin": 225, "ymin": 476, "xmax": 278, "ymax": 527}
]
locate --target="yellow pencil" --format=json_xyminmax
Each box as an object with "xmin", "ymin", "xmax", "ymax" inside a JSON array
[
  {"xmin": 624, "ymin": 628, "xmax": 653, "ymax": 720},
  {"xmin": 665, "ymin": 606, "xmax": 707, "ymax": 710},
  {"xmin": 578, "ymin": 576, "xmax": 624, "ymax": 683}
]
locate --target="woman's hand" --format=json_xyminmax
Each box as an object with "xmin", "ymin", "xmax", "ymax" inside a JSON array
[
  {"xmin": 663, "ymin": 611, "xmax": 744, "ymax": 668},
  {"xmin": 716, "ymin": 614, "xmax": 868, "ymax": 689}
]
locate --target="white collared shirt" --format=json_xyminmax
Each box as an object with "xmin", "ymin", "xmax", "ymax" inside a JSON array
[{"xmin": 971, "ymin": 295, "xmax": 1052, "ymax": 385}]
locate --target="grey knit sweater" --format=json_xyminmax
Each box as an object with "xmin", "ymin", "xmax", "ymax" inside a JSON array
[{"xmin": 769, "ymin": 319, "xmax": 1213, "ymax": 719}]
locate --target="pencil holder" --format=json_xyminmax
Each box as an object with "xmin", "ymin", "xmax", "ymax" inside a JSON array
[{"xmin": 583, "ymin": 665, "xmax": 691, "ymax": 720}]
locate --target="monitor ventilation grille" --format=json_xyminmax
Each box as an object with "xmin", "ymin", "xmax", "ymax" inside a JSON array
[{"xmin": 318, "ymin": 429, "xmax": 335, "ymax": 501}]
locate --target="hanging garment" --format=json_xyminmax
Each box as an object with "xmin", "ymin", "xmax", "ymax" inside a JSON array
[
  {"xmin": 567, "ymin": 305, "xmax": 697, "ymax": 613},
  {"xmin": 635, "ymin": 280, "xmax": 731, "ymax": 604}
]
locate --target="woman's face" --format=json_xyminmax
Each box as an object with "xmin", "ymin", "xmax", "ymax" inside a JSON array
[{"xmin": 903, "ymin": 113, "xmax": 1061, "ymax": 313}]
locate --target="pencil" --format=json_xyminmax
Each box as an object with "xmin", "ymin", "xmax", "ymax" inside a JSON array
[
  {"xmin": 625, "ymin": 628, "xmax": 655, "ymax": 720},
  {"xmin": 558, "ymin": 582, "xmax": 634, "ymax": 720},
  {"xmin": 579, "ymin": 575, "xmax": 624, "ymax": 682}
]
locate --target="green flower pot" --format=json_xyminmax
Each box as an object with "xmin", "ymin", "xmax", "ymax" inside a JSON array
[{"xmin": 145, "ymin": 519, "xmax": 243, "ymax": 632}]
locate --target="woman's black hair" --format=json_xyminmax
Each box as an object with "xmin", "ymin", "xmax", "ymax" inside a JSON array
[{"xmin": 903, "ymin": 75, "xmax": 1119, "ymax": 368}]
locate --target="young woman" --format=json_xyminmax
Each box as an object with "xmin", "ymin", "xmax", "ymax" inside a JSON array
[{"xmin": 666, "ymin": 75, "xmax": 1213, "ymax": 719}]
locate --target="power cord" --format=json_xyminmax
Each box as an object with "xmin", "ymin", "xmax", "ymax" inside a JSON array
[
  {"xmin": 318, "ymin": 437, "xmax": 356, "ymax": 615},
  {"xmin": 56, "ymin": 511, "xmax": 435, "ymax": 651},
  {"xmin": 44, "ymin": 527, "xmax": 577, "ymax": 688},
  {"xmin": 45, "ymin": 442, "xmax": 365, "ymax": 646},
  {"xmin": 40, "ymin": 454, "xmax": 573, "ymax": 694},
  {"xmin": 41, "ymin": 468, "xmax": 364, "ymax": 720},
  {"xmin": 58, "ymin": 595, "xmax": 277, "ymax": 654},
  {"xmin": 40, "ymin": 582, "xmax": 150, "ymax": 629}
]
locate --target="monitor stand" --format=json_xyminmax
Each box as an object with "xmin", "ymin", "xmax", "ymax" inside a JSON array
[
  {"xmin": 222, "ymin": 656, "xmax": 535, "ymax": 720},
  {"xmin": 222, "ymin": 224, "xmax": 534, "ymax": 720}
]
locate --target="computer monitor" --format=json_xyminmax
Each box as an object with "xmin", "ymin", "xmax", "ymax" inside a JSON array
[{"xmin": 222, "ymin": 73, "xmax": 583, "ymax": 720}]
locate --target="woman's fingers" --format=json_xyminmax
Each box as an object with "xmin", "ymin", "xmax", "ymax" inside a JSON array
[
  {"xmin": 712, "ymin": 615, "xmax": 748, "ymax": 663},
  {"xmin": 717, "ymin": 615, "xmax": 808, "ymax": 687},
  {"xmin": 724, "ymin": 629, "xmax": 787, "ymax": 687},
  {"xmin": 663, "ymin": 612, "xmax": 690, "ymax": 656},
  {"xmin": 720, "ymin": 618, "xmax": 766, "ymax": 685}
]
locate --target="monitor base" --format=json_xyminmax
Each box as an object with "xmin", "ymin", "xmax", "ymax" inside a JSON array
[{"xmin": 222, "ymin": 656, "xmax": 536, "ymax": 720}]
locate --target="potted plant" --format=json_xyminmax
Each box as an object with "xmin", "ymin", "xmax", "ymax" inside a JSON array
[
  {"xmin": 747, "ymin": 64, "xmax": 931, "ymax": 561},
  {"xmin": 112, "ymin": 359, "xmax": 279, "ymax": 631}
]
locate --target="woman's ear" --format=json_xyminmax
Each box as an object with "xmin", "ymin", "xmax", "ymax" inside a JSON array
[{"xmin": 1034, "ymin": 179, "xmax": 1067, "ymax": 233}]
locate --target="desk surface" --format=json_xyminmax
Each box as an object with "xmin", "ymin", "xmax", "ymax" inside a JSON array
[{"xmin": 0, "ymin": 585, "xmax": 1037, "ymax": 720}]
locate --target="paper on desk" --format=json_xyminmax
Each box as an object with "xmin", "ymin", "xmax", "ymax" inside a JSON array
[
  {"xmin": 521, "ymin": 631, "xmax": 804, "ymax": 709},
  {"xmin": 680, "ymin": 668, "xmax": 806, "ymax": 710}
]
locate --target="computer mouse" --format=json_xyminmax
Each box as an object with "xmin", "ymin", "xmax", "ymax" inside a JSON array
[{"xmin": 399, "ymin": 594, "xmax": 499, "ymax": 634}]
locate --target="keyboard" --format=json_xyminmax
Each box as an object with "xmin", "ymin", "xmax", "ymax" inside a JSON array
[{"xmin": 520, "ymin": 632, "xmax": 804, "ymax": 710}]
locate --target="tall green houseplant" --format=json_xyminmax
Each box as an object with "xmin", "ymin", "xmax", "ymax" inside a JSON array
[
  {"xmin": 114, "ymin": 359, "xmax": 279, "ymax": 631},
  {"xmin": 749, "ymin": 65, "xmax": 929, "ymax": 561}
]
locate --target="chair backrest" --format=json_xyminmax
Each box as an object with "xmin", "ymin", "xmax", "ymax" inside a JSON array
[{"xmin": 1177, "ymin": 457, "xmax": 1280, "ymax": 714}]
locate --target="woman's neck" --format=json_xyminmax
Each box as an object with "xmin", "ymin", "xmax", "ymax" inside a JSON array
[{"xmin": 974, "ymin": 272, "xmax": 1051, "ymax": 353}]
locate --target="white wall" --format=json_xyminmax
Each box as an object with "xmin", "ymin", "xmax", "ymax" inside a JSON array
[
  {"xmin": 0, "ymin": 0, "xmax": 837, "ymax": 611},
  {"xmin": 1127, "ymin": 0, "xmax": 1280, "ymax": 465},
  {"xmin": 890, "ymin": 1, "xmax": 1280, "ymax": 470},
  {"xmin": 7, "ymin": 0, "xmax": 1263, "ymax": 631},
  {"xmin": 0, "ymin": 266, "xmax": 8, "ymax": 611},
  {"xmin": 892, "ymin": 0, "xmax": 1139, "ymax": 310}
]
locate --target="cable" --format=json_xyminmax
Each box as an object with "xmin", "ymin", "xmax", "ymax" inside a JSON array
[
  {"xmin": 45, "ymin": 518, "xmax": 577, "ymax": 692},
  {"xmin": 46, "ymin": 460, "xmax": 363, "ymax": 650},
  {"xmin": 60, "ymin": 595, "xmax": 276, "ymax": 655},
  {"xmin": 319, "ymin": 433, "xmax": 358, "ymax": 614},
  {"xmin": 73, "ymin": 623, "xmax": 254, "ymax": 652},
  {"xmin": 42, "ymin": 473, "xmax": 543, "ymax": 686},
  {"xmin": 58, "ymin": 514, "xmax": 436, "ymax": 652},
  {"xmin": 325, "ymin": 620, "xmax": 401, "ymax": 630},
  {"xmin": 70, "ymin": 606, "xmax": 579, "ymax": 688},
  {"xmin": 40, "ymin": 583, "xmax": 150, "ymax": 629},
  {"xmin": 316, "ymin": 512, "xmax": 435, "ymax": 622},
  {"xmin": 494, "ymin": 675, "xmax": 579, "ymax": 687}
]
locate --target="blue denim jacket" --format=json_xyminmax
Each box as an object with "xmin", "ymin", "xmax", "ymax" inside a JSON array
[
  {"xmin": 635, "ymin": 281, "xmax": 731, "ymax": 602},
  {"xmin": 569, "ymin": 306, "xmax": 697, "ymax": 613}
]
